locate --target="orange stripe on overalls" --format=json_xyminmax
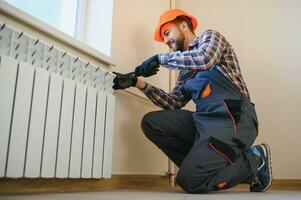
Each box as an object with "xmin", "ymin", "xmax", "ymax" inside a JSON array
[{"xmin": 201, "ymin": 83, "xmax": 211, "ymax": 98}]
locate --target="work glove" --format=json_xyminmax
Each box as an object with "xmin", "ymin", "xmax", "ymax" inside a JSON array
[
  {"xmin": 112, "ymin": 72, "xmax": 137, "ymax": 90},
  {"xmin": 134, "ymin": 54, "xmax": 160, "ymax": 77}
]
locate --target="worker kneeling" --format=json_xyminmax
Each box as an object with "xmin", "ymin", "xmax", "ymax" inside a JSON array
[{"xmin": 113, "ymin": 9, "xmax": 272, "ymax": 194}]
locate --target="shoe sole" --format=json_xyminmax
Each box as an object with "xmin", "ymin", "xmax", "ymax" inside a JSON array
[{"xmin": 261, "ymin": 143, "xmax": 273, "ymax": 192}]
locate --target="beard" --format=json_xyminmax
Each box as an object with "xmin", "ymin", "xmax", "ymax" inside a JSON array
[{"xmin": 173, "ymin": 31, "xmax": 185, "ymax": 52}]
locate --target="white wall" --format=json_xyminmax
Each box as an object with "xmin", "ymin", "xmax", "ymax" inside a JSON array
[
  {"xmin": 111, "ymin": 0, "xmax": 171, "ymax": 175},
  {"xmin": 112, "ymin": 92, "xmax": 168, "ymax": 175},
  {"xmin": 176, "ymin": 0, "xmax": 301, "ymax": 179}
]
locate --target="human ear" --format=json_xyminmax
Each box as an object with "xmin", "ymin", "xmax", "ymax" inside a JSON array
[{"xmin": 181, "ymin": 21, "xmax": 187, "ymax": 31}]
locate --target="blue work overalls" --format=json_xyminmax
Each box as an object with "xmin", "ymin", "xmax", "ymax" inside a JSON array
[{"xmin": 175, "ymin": 66, "xmax": 259, "ymax": 193}]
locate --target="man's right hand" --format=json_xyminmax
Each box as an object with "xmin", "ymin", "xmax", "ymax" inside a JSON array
[{"xmin": 112, "ymin": 72, "xmax": 137, "ymax": 90}]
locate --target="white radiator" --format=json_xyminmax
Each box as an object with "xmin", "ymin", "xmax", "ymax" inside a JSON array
[{"xmin": 0, "ymin": 23, "xmax": 116, "ymax": 179}]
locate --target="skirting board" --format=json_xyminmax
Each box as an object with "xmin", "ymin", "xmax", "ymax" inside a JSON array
[{"xmin": 0, "ymin": 176, "xmax": 301, "ymax": 194}]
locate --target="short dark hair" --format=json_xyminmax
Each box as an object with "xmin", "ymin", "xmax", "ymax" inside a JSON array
[{"xmin": 173, "ymin": 15, "xmax": 195, "ymax": 33}]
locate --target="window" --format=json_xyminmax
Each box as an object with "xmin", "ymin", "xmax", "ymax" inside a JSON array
[
  {"xmin": 4, "ymin": 0, "xmax": 114, "ymax": 57},
  {"xmin": 76, "ymin": 0, "xmax": 114, "ymax": 56},
  {"xmin": 4, "ymin": 0, "xmax": 77, "ymax": 37}
]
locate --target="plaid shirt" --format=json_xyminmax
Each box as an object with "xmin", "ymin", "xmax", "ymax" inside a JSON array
[{"xmin": 141, "ymin": 30, "xmax": 250, "ymax": 110}]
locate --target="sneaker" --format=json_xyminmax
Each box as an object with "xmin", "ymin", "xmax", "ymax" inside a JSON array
[{"xmin": 249, "ymin": 143, "xmax": 272, "ymax": 192}]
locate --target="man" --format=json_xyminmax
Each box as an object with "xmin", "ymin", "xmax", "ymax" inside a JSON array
[{"xmin": 113, "ymin": 9, "xmax": 272, "ymax": 193}]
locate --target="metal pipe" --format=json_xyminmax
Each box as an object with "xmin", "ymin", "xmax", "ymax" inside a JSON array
[{"xmin": 167, "ymin": 0, "xmax": 177, "ymax": 188}]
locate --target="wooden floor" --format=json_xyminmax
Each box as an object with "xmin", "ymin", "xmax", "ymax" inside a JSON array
[
  {"xmin": 0, "ymin": 176, "xmax": 301, "ymax": 195},
  {"xmin": 0, "ymin": 175, "xmax": 170, "ymax": 194}
]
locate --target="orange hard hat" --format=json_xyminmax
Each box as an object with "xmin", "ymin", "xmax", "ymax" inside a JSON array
[{"xmin": 154, "ymin": 9, "xmax": 198, "ymax": 42}]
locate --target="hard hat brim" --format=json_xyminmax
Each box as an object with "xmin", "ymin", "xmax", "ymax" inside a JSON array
[{"xmin": 154, "ymin": 9, "xmax": 198, "ymax": 42}]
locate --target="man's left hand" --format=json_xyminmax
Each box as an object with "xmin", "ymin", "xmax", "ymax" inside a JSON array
[{"xmin": 135, "ymin": 54, "xmax": 160, "ymax": 77}]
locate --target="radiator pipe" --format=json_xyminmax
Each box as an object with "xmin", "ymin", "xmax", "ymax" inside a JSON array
[{"xmin": 167, "ymin": 0, "xmax": 176, "ymax": 188}]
